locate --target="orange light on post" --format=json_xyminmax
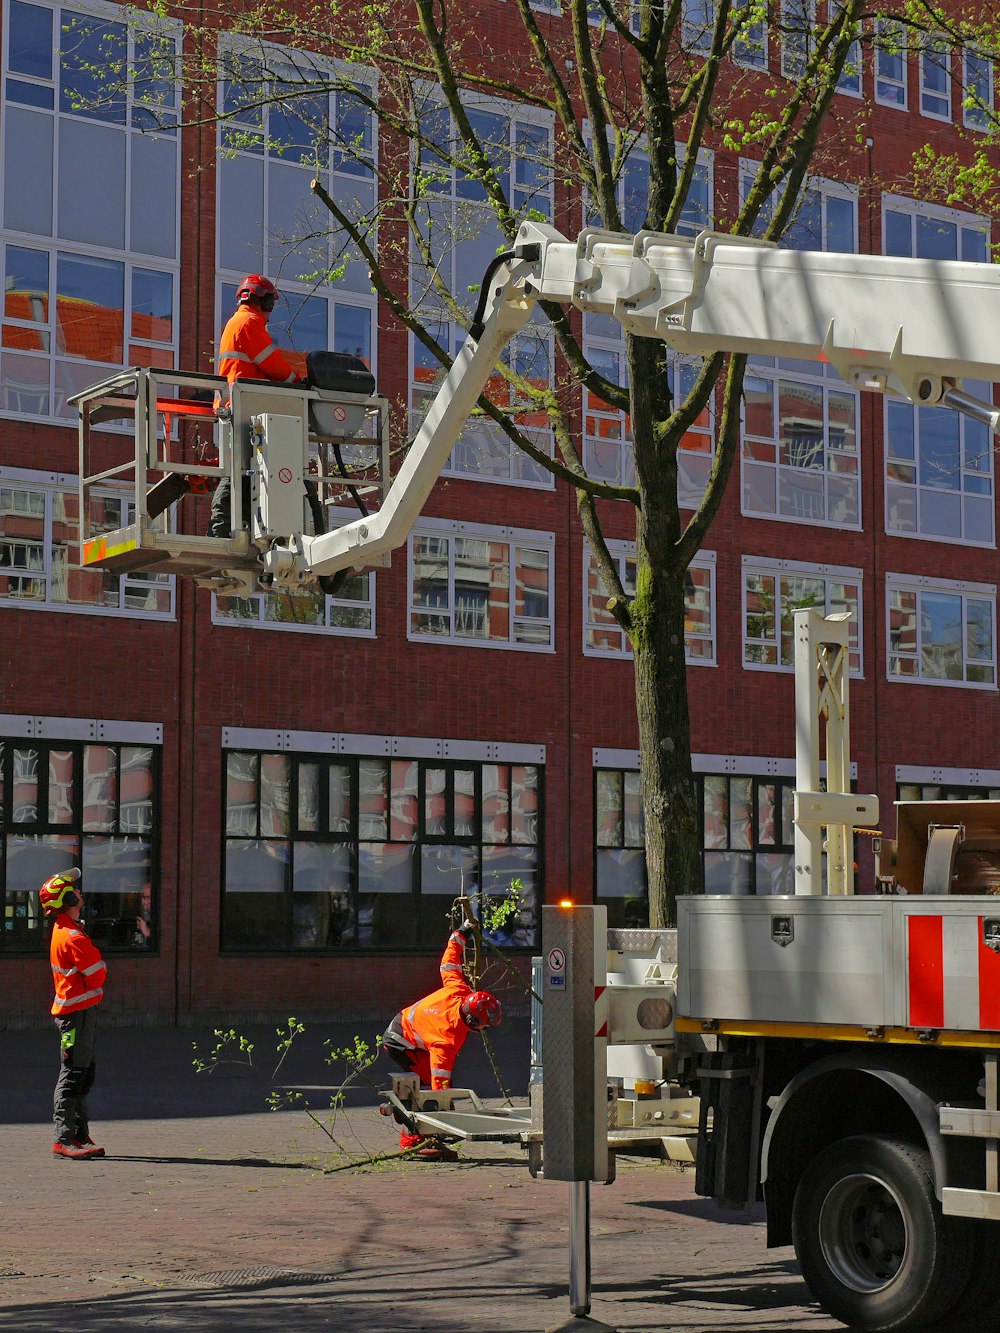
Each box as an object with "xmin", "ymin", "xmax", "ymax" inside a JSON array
[{"xmin": 559, "ymin": 898, "xmax": 574, "ymax": 909}]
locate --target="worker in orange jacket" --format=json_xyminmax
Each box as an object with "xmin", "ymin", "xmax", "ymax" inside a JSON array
[
  {"xmin": 382, "ymin": 922, "xmax": 502, "ymax": 1160},
  {"xmin": 208, "ymin": 274, "xmax": 300, "ymax": 538},
  {"xmin": 40, "ymin": 869, "xmax": 107, "ymax": 1160}
]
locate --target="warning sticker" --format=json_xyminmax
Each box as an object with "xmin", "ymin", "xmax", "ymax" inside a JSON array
[
  {"xmin": 547, "ymin": 947, "xmax": 565, "ymax": 973},
  {"xmin": 277, "ymin": 467, "xmax": 293, "ymax": 484}
]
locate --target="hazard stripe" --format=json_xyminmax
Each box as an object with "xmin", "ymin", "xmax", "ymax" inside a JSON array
[
  {"xmin": 909, "ymin": 915, "xmax": 944, "ymax": 1028},
  {"xmin": 83, "ymin": 533, "xmax": 137, "ymax": 566},
  {"xmin": 979, "ymin": 919, "xmax": 1000, "ymax": 1030}
]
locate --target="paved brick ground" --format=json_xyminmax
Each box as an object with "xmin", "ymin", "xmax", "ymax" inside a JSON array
[{"xmin": 0, "ymin": 1024, "xmax": 991, "ymax": 1333}]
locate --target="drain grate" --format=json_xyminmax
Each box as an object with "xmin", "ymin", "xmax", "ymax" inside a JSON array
[{"xmin": 175, "ymin": 1266, "xmax": 337, "ymax": 1290}]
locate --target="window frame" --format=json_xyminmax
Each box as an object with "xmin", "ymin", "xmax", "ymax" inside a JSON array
[
  {"xmin": 0, "ymin": 466, "xmax": 175, "ymax": 618},
  {"xmin": 962, "ymin": 49, "xmax": 994, "ymax": 131},
  {"xmin": 742, "ymin": 554, "xmax": 864, "ymax": 675},
  {"xmin": 918, "ymin": 35, "xmax": 952, "ymax": 121},
  {"xmin": 886, "ymin": 572, "xmax": 997, "ymax": 690},
  {"xmin": 582, "ymin": 540, "xmax": 717, "ymax": 665},
  {"xmin": 407, "ymin": 517, "xmax": 556, "ymax": 653},
  {"xmin": 874, "ymin": 16, "xmax": 908, "ymax": 109}
]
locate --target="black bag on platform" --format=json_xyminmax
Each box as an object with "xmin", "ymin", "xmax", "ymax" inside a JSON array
[{"xmin": 305, "ymin": 350, "xmax": 376, "ymax": 397}]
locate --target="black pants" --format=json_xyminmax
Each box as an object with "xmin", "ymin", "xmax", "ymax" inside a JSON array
[
  {"xmin": 53, "ymin": 1006, "xmax": 98, "ymax": 1145},
  {"xmin": 208, "ymin": 476, "xmax": 252, "ymax": 539}
]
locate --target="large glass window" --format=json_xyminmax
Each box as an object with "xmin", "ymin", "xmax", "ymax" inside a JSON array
[
  {"xmin": 222, "ymin": 750, "xmax": 541, "ymax": 951},
  {"xmin": 874, "ymin": 17, "xmax": 907, "ymax": 108},
  {"xmin": 217, "ymin": 45, "xmax": 377, "ymax": 377},
  {"xmin": 0, "ymin": 735, "xmax": 159, "ymax": 953},
  {"xmin": 963, "ymin": 51, "xmax": 994, "ymax": 131},
  {"xmin": 594, "ymin": 768, "xmax": 797, "ymax": 919},
  {"xmin": 0, "ymin": 472, "xmax": 173, "ymax": 616},
  {"xmin": 743, "ymin": 556, "xmax": 862, "ymax": 673},
  {"xmin": 887, "ymin": 575, "xmax": 996, "ymax": 688},
  {"xmin": 411, "ymin": 93, "xmax": 555, "ymax": 487},
  {"xmin": 1, "ymin": 0, "xmax": 179, "ymax": 420},
  {"xmin": 409, "ymin": 520, "xmax": 554, "ymax": 650},
  {"xmin": 583, "ymin": 542, "xmax": 715, "ymax": 664},
  {"xmin": 883, "ymin": 199, "xmax": 994, "ymax": 546},
  {"xmin": 919, "ymin": 37, "xmax": 951, "ymax": 120},
  {"xmin": 780, "ymin": 0, "xmax": 814, "ymax": 79},
  {"xmin": 740, "ymin": 167, "xmax": 860, "ymax": 528}
]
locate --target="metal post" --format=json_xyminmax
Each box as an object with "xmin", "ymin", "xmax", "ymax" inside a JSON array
[{"xmin": 569, "ymin": 1182, "xmax": 591, "ymax": 1316}]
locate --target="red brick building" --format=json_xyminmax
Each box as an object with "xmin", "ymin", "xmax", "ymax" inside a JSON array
[{"xmin": 0, "ymin": 0, "xmax": 997, "ymax": 1026}]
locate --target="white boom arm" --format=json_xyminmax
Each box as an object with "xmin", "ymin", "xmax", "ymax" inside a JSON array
[{"xmin": 265, "ymin": 219, "xmax": 1000, "ymax": 586}]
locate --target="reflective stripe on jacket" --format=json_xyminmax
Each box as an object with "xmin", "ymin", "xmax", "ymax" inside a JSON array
[
  {"xmin": 49, "ymin": 913, "xmax": 106, "ymax": 1016},
  {"xmin": 218, "ymin": 305, "xmax": 297, "ymax": 385},
  {"xmin": 399, "ymin": 931, "xmax": 471, "ymax": 1090}
]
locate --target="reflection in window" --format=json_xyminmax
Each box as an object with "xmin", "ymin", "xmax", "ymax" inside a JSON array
[
  {"xmin": 409, "ymin": 522, "xmax": 554, "ymax": 650},
  {"xmin": 875, "ymin": 18, "xmax": 907, "ymax": 108},
  {"xmin": 0, "ymin": 475, "xmax": 174, "ymax": 616},
  {"xmin": 412, "ymin": 93, "xmax": 555, "ymax": 488},
  {"xmin": 744, "ymin": 557, "xmax": 861, "ymax": 672},
  {"xmin": 0, "ymin": 736, "xmax": 159, "ymax": 953},
  {"xmin": 883, "ymin": 199, "xmax": 994, "ymax": 546},
  {"xmin": 583, "ymin": 542, "xmax": 716, "ymax": 664},
  {"xmin": 221, "ymin": 750, "xmax": 541, "ymax": 950},
  {"xmin": 919, "ymin": 38, "xmax": 951, "ymax": 120},
  {"xmin": 963, "ymin": 51, "xmax": 994, "ymax": 131},
  {"xmin": 1, "ymin": 1, "xmax": 180, "ymax": 419},
  {"xmin": 887, "ymin": 577, "xmax": 996, "ymax": 687}
]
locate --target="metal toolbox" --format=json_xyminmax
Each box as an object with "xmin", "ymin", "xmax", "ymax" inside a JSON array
[{"xmin": 677, "ymin": 895, "xmax": 1000, "ymax": 1034}]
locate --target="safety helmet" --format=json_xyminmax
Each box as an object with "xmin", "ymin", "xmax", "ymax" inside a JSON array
[
  {"xmin": 461, "ymin": 990, "xmax": 502, "ymax": 1031},
  {"xmin": 39, "ymin": 868, "xmax": 82, "ymax": 914},
  {"xmin": 236, "ymin": 274, "xmax": 278, "ymax": 313}
]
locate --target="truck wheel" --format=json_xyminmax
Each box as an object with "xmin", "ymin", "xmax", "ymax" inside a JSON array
[{"xmin": 791, "ymin": 1134, "xmax": 971, "ymax": 1332}]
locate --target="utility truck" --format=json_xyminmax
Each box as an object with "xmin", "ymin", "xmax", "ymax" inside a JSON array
[{"xmin": 73, "ymin": 220, "xmax": 1000, "ymax": 1331}]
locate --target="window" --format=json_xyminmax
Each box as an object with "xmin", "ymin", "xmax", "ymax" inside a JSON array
[
  {"xmin": 594, "ymin": 767, "xmax": 797, "ymax": 918},
  {"xmin": 781, "ymin": 0, "xmax": 814, "ymax": 79},
  {"xmin": 740, "ymin": 168, "xmax": 860, "ymax": 528},
  {"xmin": 963, "ymin": 51, "xmax": 994, "ymax": 132},
  {"xmin": 681, "ymin": 0, "xmax": 715, "ymax": 53},
  {"xmin": 583, "ymin": 543, "xmax": 716, "ymax": 664},
  {"xmin": 1, "ymin": 0, "xmax": 180, "ymax": 420},
  {"xmin": 0, "ymin": 734, "xmax": 159, "ymax": 953},
  {"xmin": 883, "ymin": 198, "xmax": 994, "ymax": 546},
  {"xmin": 411, "ymin": 93, "xmax": 555, "ymax": 487},
  {"xmin": 409, "ymin": 520, "xmax": 554, "ymax": 650},
  {"xmin": 743, "ymin": 556, "xmax": 862, "ymax": 673},
  {"xmin": 733, "ymin": 0, "xmax": 768, "ymax": 68},
  {"xmin": 830, "ymin": 0, "xmax": 861, "ymax": 94},
  {"xmin": 919, "ymin": 37, "xmax": 951, "ymax": 119},
  {"xmin": 217, "ymin": 46, "xmax": 377, "ymax": 377},
  {"xmin": 887, "ymin": 574, "xmax": 996, "ymax": 688},
  {"xmin": 874, "ymin": 17, "xmax": 907, "ymax": 108},
  {"xmin": 0, "ymin": 470, "xmax": 173, "ymax": 616},
  {"xmin": 899, "ymin": 781, "xmax": 1000, "ymax": 802},
  {"xmin": 221, "ymin": 749, "xmax": 541, "ymax": 951}
]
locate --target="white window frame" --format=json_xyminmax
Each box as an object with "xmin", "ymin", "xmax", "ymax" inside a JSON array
[
  {"xmin": 583, "ymin": 541, "xmax": 716, "ymax": 665},
  {"xmin": 215, "ymin": 41, "xmax": 379, "ymax": 381},
  {"xmin": 830, "ymin": 0, "xmax": 861, "ymax": 96},
  {"xmin": 732, "ymin": 0, "xmax": 768, "ymax": 69},
  {"xmin": 0, "ymin": 466, "xmax": 175, "ymax": 619},
  {"xmin": 742, "ymin": 554, "xmax": 863, "ymax": 675},
  {"xmin": 919, "ymin": 36, "xmax": 952, "ymax": 121},
  {"xmin": 408, "ymin": 516, "xmax": 555, "ymax": 653},
  {"xmin": 410, "ymin": 90, "xmax": 556, "ymax": 491},
  {"xmin": 874, "ymin": 16, "xmax": 907, "ymax": 109},
  {"xmin": 780, "ymin": 0, "xmax": 815, "ymax": 79},
  {"xmin": 963, "ymin": 50, "xmax": 994, "ymax": 131},
  {"xmin": 882, "ymin": 195, "xmax": 994, "ymax": 549},
  {"xmin": 0, "ymin": 0, "xmax": 181, "ymax": 425},
  {"xmin": 886, "ymin": 572, "xmax": 997, "ymax": 690}
]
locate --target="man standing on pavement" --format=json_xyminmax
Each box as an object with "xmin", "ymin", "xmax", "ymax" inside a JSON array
[
  {"xmin": 40, "ymin": 869, "xmax": 107, "ymax": 1160},
  {"xmin": 382, "ymin": 920, "xmax": 502, "ymax": 1160},
  {"xmin": 208, "ymin": 274, "xmax": 300, "ymax": 538}
]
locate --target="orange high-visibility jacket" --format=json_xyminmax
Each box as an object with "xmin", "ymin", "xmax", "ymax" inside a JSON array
[
  {"xmin": 49, "ymin": 913, "xmax": 107, "ymax": 1017},
  {"xmin": 400, "ymin": 931, "xmax": 472, "ymax": 1089},
  {"xmin": 218, "ymin": 305, "xmax": 297, "ymax": 385}
]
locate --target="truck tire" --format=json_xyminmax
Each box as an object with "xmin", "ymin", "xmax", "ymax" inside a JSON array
[{"xmin": 791, "ymin": 1134, "xmax": 971, "ymax": 1332}]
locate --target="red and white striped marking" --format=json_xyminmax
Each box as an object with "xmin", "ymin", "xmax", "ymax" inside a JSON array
[{"xmin": 907, "ymin": 914, "xmax": 1000, "ymax": 1031}]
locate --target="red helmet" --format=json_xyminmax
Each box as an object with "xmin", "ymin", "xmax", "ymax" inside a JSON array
[
  {"xmin": 39, "ymin": 868, "xmax": 82, "ymax": 914},
  {"xmin": 236, "ymin": 274, "xmax": 277, "ymax": 313},
  {"xmin": 461, "ymin": 990, "xmax": 502, "ymax": 1031}
]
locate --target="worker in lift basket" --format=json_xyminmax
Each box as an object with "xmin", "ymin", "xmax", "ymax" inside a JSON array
[
  {"xmin": 382, "ymin": 921, "xmax": 502, "ymax": 1161},
  {"xmin": 208, "ymin": 274, "xmax": 301, "ymax": 538}
]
